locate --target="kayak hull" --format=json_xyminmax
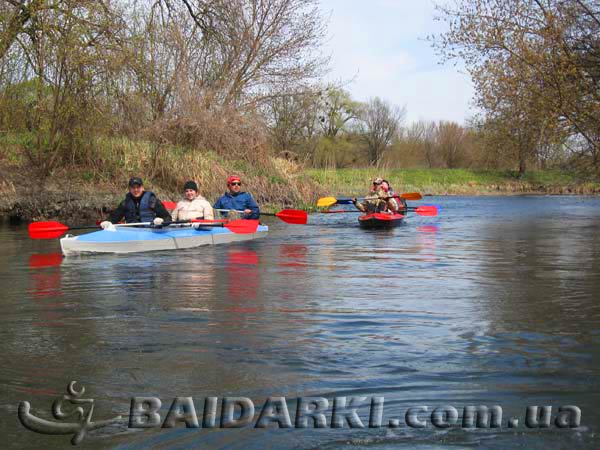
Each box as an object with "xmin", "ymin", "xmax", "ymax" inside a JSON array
[
  {"xmin": 60, "ymin": 224, "xmax": 268, "ymax": 256},
  {"xmin": 358, "ymin": 212, "xmax": 404, "ymax": 229}
]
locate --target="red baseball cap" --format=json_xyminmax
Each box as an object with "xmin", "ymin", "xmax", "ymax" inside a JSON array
[{"xmin": 227, "ymin": 175, "xmax": 241, "ymax": 184}]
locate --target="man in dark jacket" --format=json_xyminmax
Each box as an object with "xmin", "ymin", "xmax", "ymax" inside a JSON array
[
  {"xmin": 100, "ymin": 177, "xmax": 171, "ymax": 228},
  {"xmin": 213, "ymin": 175, "xmax": 260, "ymax": 219}
]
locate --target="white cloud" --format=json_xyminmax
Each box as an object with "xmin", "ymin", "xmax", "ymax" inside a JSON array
[{"xmin": 320, "ymin": 0, "xmax": 475, "ymax": 124}]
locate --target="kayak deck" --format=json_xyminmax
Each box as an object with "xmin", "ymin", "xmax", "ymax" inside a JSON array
[
  {"xmin": 358, "ymin": 212, "xmax": 404, "ymax": 229},
  {"xmin": 60, "ymin": 224, "xmax": 268, "ymax": 255}
]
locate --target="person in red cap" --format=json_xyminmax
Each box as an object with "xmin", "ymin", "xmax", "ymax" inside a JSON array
[{"xmin": 213, "ymin": 175, "xmax": 260, "ymax": 219}]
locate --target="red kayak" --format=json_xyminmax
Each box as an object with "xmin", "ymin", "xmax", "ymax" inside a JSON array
[{"xmin": 358, "ymin": 212, "xmax": 405, "ymax": 229}]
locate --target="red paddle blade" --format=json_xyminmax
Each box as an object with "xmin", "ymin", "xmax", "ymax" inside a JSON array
[
  {"xmin": 414, "ymin": 205, "xmax": 438, "ymax": 216},
  {"xmin": 163, "ymin": 201, "xmax": 177, "ymax": 210},
  {"xmin": 224, "ymin": 219, "xmax": 259, "ymax": 234},
  {"xmin": 28, "ymin": 221, "xmax": 69, "ymax": 239},
  {"xmin": 275, "ymin": 209, "xmax": 308, "ymax": 224}
]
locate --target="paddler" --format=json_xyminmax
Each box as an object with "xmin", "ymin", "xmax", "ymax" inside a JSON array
[
  {"xmin": 352, "ymin": 177, "xmax": 391, "ymax": 214},
  {"xmin": 100, "ymin": 177, "xmax": 171, "ymax": 228},
  {"xmin": 381, "ymin": 179, "xmax": 406, "ymax": 213},
  {"xmin": 171, "ymin": 180, "xmax": 214, "ymax": 221},
  {"xmin": 213, "ymin": 175, "xmax": 260, "ymax": 219}
]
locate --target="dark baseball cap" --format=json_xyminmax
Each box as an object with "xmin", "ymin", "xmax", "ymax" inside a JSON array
[{"xmin": 128, "ymin": 177, "xmax": 143, "ymax": 187}]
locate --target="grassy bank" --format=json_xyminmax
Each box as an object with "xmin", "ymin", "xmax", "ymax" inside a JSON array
[
  {"xmin": 307, "ymin": 168, "xmax": 600, "ymax": 197},
  {"xmin": 0, "ymin": 133, "xmax": 323, "ymax": 222},
  {"xmin": 1, "ymin": 131, "xmax": 599, "ymax": 222}
]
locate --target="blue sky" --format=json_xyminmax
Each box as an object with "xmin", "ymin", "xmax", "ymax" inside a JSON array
[{"xmin": 319, "ymin": 0, "xmax": 474, "ymax": 125}]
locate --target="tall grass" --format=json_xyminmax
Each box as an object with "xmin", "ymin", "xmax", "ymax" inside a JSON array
[
  {"xmin": 0, "ymin": 133, "xmax": 326, "ymax": 214},
  {"xmin": 307, "ymin": 168, "xmax": 599, "ymax": 195}
]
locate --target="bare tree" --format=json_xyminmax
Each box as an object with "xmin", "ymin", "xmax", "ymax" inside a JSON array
[
  {"xmin": 358, "ymin": 97, "xmax": 405, "ymax": 165},
  {"xmin": 433, "ymin": 0, "xmax": 600, "ymax": 171},
  {"xmin": 153, "ymin": 0, "xmax": 329, "ymax": 109},
  {"xmin": 264, "ymin": 87, "xmax": 320, "ymax": 155},
  {"xmin": 0, "ymin": 0, "xmax": 45, "ymax": 60},
  {"xmin": 0, "ymin": 0, "xmax": 122, "ymax": 170},
  {"xmin": 436, "ymin": 121, "xmax": 468, "ymax": 168}
]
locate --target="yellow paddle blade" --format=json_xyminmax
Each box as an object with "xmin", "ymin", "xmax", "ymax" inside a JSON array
[
  {"xmin": 399, "ymin": 192, "xmax": 422, "ymax": 201},
  {"xmin": 316, "ymin": 197, "xmax": 338, "ymax": 208}
]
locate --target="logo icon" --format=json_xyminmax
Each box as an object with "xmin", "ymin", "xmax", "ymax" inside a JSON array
[{"xmin": 18, "ymin": 381, "xmax": 123, "ymax": 445}]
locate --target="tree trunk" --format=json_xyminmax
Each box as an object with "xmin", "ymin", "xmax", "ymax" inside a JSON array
[
  {"xmin": 518, "ymin": 152, "xmax": 527, "ymax": 178},
  {"xmin": 0, "ymin": 1, "xmax": 44, "ymax": 60}
]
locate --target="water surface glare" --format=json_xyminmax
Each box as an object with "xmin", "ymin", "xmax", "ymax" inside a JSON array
[{"xmin": 0, "ymin": 196, "xmax": 599, "ymax": 448}]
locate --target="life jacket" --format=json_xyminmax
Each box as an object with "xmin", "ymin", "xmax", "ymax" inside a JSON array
[
  {"xmin": 364, "ymin": 188, "xmax": 388, "ymax": 213},
  {"xmin": 124, "ymin": 191, "xmax": 155, "ymax": 223},
  {"xmin": 378, "ymin": 187, "xmax": 406, "ymax": 214}
]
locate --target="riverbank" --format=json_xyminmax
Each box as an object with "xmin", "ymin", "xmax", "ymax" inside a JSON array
[
  {"xmin": 0, "ymin": 134, "xmax": 322, "ymax": 223},
  {"xmin": 1, "ymin": 133, "xmax": 599, "ymax": 222},
  {"xmin": 307, "ymin": 168, "xmax": 600, "ymax": 196}
]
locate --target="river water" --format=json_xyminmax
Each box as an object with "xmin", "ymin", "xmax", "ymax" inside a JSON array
[{"xmin": 0, "ymin": 196, "xmax": 599, "ymax": 449}]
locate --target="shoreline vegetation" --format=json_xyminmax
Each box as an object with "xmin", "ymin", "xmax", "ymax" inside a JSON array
[
  {"xmin": 307, "ymin": 168, "xmax": 600, "ymax": 197},
  {"xmin": 1, "ymin": 2, "xmax": 599, "ymax": 224},
  {"xmin": 1, "ymin": 136, "xmax": 598, "ymax": 223}
]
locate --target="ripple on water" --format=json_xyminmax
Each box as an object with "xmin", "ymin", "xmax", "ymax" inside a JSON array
[{"xmin": 1, "ymin": 197, "xmax": 599, "ymax": 449}]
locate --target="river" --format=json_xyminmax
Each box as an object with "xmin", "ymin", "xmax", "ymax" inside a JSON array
[{"xmin": 0, "ymin": 196, "xmax": 598, "ymax": 449}]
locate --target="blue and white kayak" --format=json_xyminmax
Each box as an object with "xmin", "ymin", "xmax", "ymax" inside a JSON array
[{"xmin": 60, "ymin": 224, "xmax": 268, "ymax": 256}]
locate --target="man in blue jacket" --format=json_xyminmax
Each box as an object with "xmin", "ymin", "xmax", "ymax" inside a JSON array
[{"xmin": 213, "ymin": 175, "xmax": 260, "ymax": 219}]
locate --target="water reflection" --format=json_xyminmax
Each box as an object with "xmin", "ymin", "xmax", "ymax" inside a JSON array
[
  {"xmin": 29, "ymin": 253, "xmax": 63, "ymax": 269},
  {"xmin": 416, "ymin": 224, "xmax": 440, "ymax": 234},
  {"xmin": 278, "ymin": 244, "xmax": 308, "ymax": 268},
  {"xmin": 226, "ymin": 249, "xmax": 260, "ymax": 302},
  {"xmin": 475, "ymin": 216, "xmax": 600, "ymax": 334}
]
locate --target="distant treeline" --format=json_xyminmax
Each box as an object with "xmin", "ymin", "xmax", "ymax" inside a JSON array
[{"xmin": 0, "ymin": 0, "xmax": 598, "ymax": 180}]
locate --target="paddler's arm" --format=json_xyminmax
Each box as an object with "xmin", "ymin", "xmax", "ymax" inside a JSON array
[
  {"xmin": 352, "ymin": 198, "xmax": 366, "ymax": 212},
  {"xmin": 244, "ymin": 194, "xmax": 260, "ymax": 219},
  {"xmin": 200, "ymin": 199, "xmax": 214, "ymax": 220},
  {"xmin": 171, "ymin": 202, "xmax": 182, "ymax": 221},
  {"xmin": 108, "ymin": 201, "xmax": 127, "ymax": 223},
  {"xmin": 151, "ymin": 196, "xmax": 172, "ymax": 221},
  {"xmin": 213, "ymin": 197, "xmax": 227, "ymax": 218}
]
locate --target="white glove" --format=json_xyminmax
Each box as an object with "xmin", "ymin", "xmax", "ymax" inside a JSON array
[
  {"xmin": 100, "ymin": 221, "xmax": 112, "ymax": 229},
  {"xmin": 153, "ymin": 217, "xmax": 164, "ymax": 226}
]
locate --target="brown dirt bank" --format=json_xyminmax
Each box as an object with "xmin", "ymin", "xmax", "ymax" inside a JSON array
[{"xmin": 0, "ymin": 159, "xmax": 323, "ymax": 224}]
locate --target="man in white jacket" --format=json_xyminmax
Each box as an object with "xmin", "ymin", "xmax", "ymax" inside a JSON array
[{"xmin": 171, "ymin": 181, "xmax": 215, "ymax": 221}]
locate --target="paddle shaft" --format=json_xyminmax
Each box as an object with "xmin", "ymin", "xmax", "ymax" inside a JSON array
[
  {"xmin": 215, "ymin": 208, "xmax": 297, "ymax": 218},
  {"xmin": 317, "ymin": 192, "xmax": 422, "ymax": 208},
  {"xmin": 29, "ymin": 218, "xmax": 258, "ymax": 239},
  {"xmin": 321, "ymin": 206, "xmax": 438, "ymax": 216},
  {"xmin": 215, "ymin": 208, "xmax": 265, "ymax": 216},
  {"xmin": 322, "ymin": 208, "xmax": 422, "ymax": 214},
  {"xmin": 338, "ymin": 195, "xmax": 412, "ymax": 204},
  {"xmin": 36, "ymin": 220, "xmax": 227, "ymax": 233},
  {"xmin": 122, "ymin": 220, "xmax": 228, "ymax": 228}
]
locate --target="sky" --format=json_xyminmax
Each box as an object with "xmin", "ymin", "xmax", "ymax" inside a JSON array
[{"xmin": 319, "ymin": 0, "xmax": 475, "ymax": 125}]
